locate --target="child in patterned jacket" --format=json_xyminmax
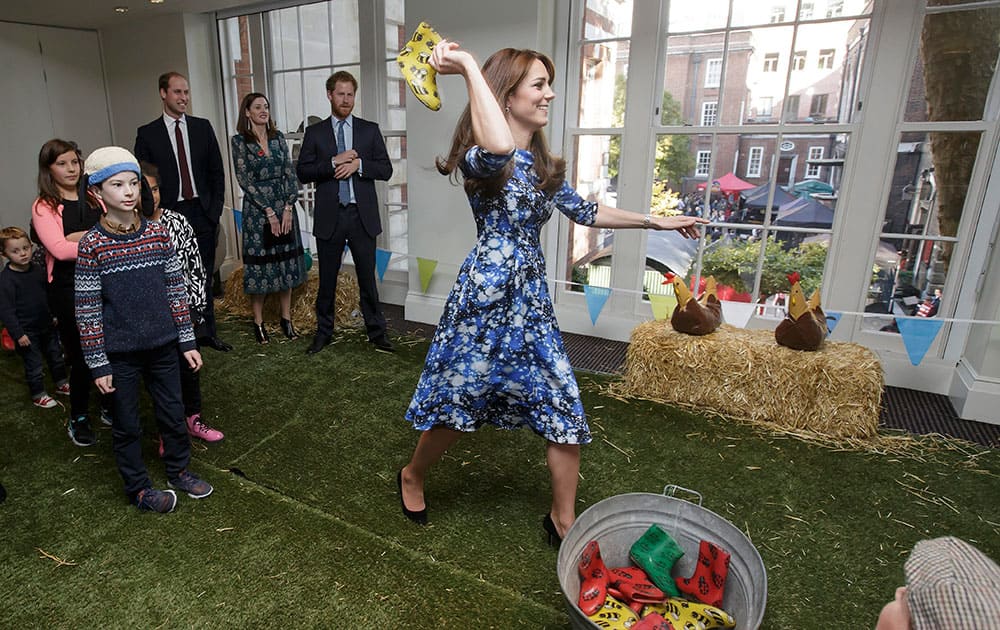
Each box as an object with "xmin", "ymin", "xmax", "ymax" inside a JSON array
[{"xmin": 75, "ymin": 146, "xmax": 214, "ymax": 513}]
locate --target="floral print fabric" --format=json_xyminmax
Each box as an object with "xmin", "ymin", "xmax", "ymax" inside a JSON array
[{"xmin": 405, "ymin": 147, "xmax": 598, "ymax": 444}]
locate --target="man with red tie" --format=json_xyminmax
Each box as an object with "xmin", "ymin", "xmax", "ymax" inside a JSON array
[{"xmin": 135, "ymin": 72, "xmax": 231, "ymax": 352}]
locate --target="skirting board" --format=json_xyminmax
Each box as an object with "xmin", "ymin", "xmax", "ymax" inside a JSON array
[{"xmin": 949, "ymin": 358, "xmax": 1000, "ymax": 425}]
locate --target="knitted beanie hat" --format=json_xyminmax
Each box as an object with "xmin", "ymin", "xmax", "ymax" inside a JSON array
[
  {"xmin": 84, "ymin": 146, "xmax": 140, "ymax": 186},
  {"xmin": 905, "ymin": 536, "xmax": 1000, "ymax": 630}
]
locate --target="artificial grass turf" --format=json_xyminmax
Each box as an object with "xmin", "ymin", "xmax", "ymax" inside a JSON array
[{"xmin": 0, "ymin": 316, "xmax": 997, "ymax": 628}]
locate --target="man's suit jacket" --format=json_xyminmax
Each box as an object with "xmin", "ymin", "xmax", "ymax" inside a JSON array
[
  {"xmin": 296, "ymin": 115, "xmax": 393, "ymax": 240},
  {"xmin": 134, "ymin": 115, "xmax": 226, "ymax": 225}
]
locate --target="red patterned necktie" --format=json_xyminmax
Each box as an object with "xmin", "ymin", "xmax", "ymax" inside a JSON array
[{"xmin": 175, "ymin": 119, "xmax": 194, "ymax": 200}]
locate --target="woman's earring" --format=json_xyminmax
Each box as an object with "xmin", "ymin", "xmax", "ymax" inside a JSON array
[{"xmin": 504, "ymin": 106, "xmax": 510, "ymax": 114}]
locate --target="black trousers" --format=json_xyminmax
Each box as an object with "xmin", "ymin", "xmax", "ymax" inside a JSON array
[
  {"xmin": 173, "ymin": 199, "xmax": 218, "ymax": 338},
  {"xmin": 177, "ymin": 343, "xmax": 201, "ymax": 418},
  {"xmin": 315, "ymin": 204, "xmax": 386, "ymax": 340},
  {"xmin": 15, "ymin": 327, "xmax": 67, "ymax": 398},
  {"xmin": 107, "ymin": 342, "xmax": 190, "ymax": 499},
  {"xmin": 48, "ymin": 284, "xmax": 111, "ymax": 419}
]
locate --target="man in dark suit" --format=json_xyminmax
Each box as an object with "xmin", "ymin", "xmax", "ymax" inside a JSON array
[
  {"xmin": 135, "ymin": 71, "xmax": 231, "ymax": 352},
  {"xmin": 297, "ymin": 71, "xmax": 394, "ymax": 355}
]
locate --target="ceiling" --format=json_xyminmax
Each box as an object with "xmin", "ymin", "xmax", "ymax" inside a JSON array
[{"xmin": 0, "ymin": 0, "xmax": 257, "ymax": 30}]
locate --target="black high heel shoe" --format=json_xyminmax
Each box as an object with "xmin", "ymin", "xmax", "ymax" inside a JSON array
[
  {"xmin": 397, "ymin": 470, "xmax": 427, "ymax": 525},
  {"xmin": 280, "ymin": 318, "xmax": 300, "ymax": 340},
  {"xmin": 253, "ymin": 323, "xmax": 269, "ymax": 344},
  {"xmin": 543, "ymin": 514, "xmax": 563, "ymax": 548}
]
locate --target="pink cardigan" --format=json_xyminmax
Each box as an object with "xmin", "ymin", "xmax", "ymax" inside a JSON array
[{"xmin": 31, "ymin": 197, "xmax": 80, "ymax": 283}]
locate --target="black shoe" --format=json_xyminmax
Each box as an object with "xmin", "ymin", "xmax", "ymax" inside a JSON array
[
  {"xmin": 542, "ymin": 514, "xmax": 562, "ymax": 548},
  {"xmin": 280, "ymin": 318, "xmax": 300, "ymax": 340},
  {"xmin": 371, "ymin": 335, "xmax": 395, "ymax": 353},
  {"xmin": 306, "ymin": 334, "xmax": 331, "ymax": 355},
  {"xmin": 0, "ymin": 482, "xmax": 6, "ymax": 504},
  {"xmin": 253, "ymin": 323, "xmax": 270, "ymax": 345},
  {"xmin": 397, "ymin": 470, "xmax": 427, "ymax": 525},
  {"xmin": 200, "ymin": 336, "xmax": 233, "ymax": 352},
  {"xmin": 67, "ymin": 416, "xmax": 97, "ymax": 447}
]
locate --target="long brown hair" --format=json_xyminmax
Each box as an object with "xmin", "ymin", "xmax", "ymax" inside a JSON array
[
  {"xmin": 236, "ymin": 92, "xmax": 278, "ymax": 143},
  {"xmin": 36, "ymin": 139, "xmax": 82, "ymax": 208},
  {"xmin": 436, "ymin": 48, "xmax": 566, "ymax": 198}
]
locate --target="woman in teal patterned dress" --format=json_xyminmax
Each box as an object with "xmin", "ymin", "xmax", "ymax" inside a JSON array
[{"xmin": 231, "ymin": 92, "xmax": 306, "ymax": 344}]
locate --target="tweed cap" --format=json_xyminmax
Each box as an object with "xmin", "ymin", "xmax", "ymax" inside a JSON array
[
  {"xmin": 905, "ymin": 536, "xmax": 1000, "ymax": 630},
  {"xmin": 84, "ymin": 146, "xmax": 140, "ymax": 186}
]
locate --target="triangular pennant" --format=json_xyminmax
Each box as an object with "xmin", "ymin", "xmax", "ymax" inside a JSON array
[
  {"xmin": 375, "ymin": 248, "xmax": 392, "ymax": 282},
  {"xmin": 233, "ymin": 209, "xmax": 242, "ymax": 232},
  {"xmin": 417, "ymin": 257, "xmax": 438, "ymax": 293},
  {"xmin": 583, "ymin": 285, "xmax": 612, "ymax": 325},
  {"xmin": 896, "ymin": 317, "xmax": 944, "ymax": 366},
  {"xmin": 649, "ymin": 294, "xmax": 672, "ymax": 321},
  {"xmin": 825, "ymin": 311, "xmax": 842, "ymax": 337},
  {"xmin": 720, "ymin": 300, "xmax": 755, "ymax": 328}
]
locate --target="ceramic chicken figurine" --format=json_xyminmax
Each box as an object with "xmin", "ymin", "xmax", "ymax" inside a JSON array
[
  {"xmin": 665, "ymin": 273, "xmax": 722, "ymax": 336},
  {"xmin": 774, "ymin": 272, "xmax": 827, "ymax": 351}
]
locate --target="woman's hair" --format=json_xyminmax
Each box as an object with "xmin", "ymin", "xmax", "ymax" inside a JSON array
[
  {"xmin": 236, "ymin": 92, "xmax": 278, "ymax": 142},
  {"xmin": 36, "ymin": 139, "xmax": 81, "ymax": 208},
  {"xmin": 140, "ymin": 161, "xmax": 160, "ymax": 184},
  {"xmin": 436, "ymin": 48, "xmax": 566, "ymax": 198}
]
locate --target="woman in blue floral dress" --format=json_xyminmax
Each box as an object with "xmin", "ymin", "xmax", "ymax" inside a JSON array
[
  {"xmin": 398, "ymin": 44, "xmax": 706, "ymax": 540},
  {"xmin": 231, "ymin": 92, "xmax": 306, "ymax": 344}
]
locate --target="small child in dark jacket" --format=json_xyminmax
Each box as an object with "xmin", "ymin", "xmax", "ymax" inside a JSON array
[
  {"xmin": 75, "ymin": 147, "xmax": 213, "ymax": 513},
  {"xmin": 0, "ymin": 226, "xmax": 69, "ymax": 409}
]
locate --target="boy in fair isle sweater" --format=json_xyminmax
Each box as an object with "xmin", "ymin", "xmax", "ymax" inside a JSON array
[{"xmin": 75, "ymin": 146, "xmax": 213, "ymax": 513}]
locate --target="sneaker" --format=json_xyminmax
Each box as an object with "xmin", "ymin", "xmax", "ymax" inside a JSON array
[
  {"xmin": 134, "ymin": 488, "xmax": 177, "ymax": 513},
  {"xmin": 32, "ymin": 394, "xmax": 58, "ymax": 409},
  {"xmin": 168, "ymin": 470, "xmax": 213, "ymax": 499},
  {"xmin": 67, "ymin": 416, "xmax": 96, "ymax": 447},
  {"xmin": 54, "ymin": 382, "xmax": 71, "ymax": 396},
  {"xmin": 99, "ymin": 407, "xmax": 114, "ymax": 427},
  {"xmin": 186, "ymin": 414, "xmax": 224, "ymax": 442}
]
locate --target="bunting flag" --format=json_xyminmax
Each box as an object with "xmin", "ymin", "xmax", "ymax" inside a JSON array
[
  {"xmin": 896, "ymin": 317, "xmax": 944, "ymax": 366},
  {"xmin": 649, "ymin": 294, "xmax": 672, "ymax": 321},
  {"xmin": 417, "ymin": 257, "xmax": 438, "ymax": 293},
  {"xmin": 825, "ymin": 311, "xmax": 842, "ymax": 337},
  {"xmin": 375, "ymin": 248, "xmax": 392, "ymax": 281},
  {"xmin": 233, "ymin": 209, "xmax": 242, "ymax": 232},
  {"xmin": 583, "ymin": 285, "xmax": 612, "ymax": 325},
  {"xmin": 720, "ymin": 300, "xmax": 755, "ymax": 329}
]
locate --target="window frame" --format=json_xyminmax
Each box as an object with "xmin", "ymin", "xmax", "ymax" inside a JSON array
[
  {"xmin": 701, "ymin": 100, "xmax": 719, "ymax": 126},
  {"xmin": 705, "ymin": 57, "xmax": 723, "ymax": 88},
  {"xmin": 805, "ymin": 146, "xmax": 824, "ymax": 178},
  {"xmin": 747, "ymin": 146, "xmax": 765, "ymax": 178}
]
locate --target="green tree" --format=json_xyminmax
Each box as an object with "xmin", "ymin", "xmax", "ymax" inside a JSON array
[{"xmin": 699, "ymin": 237, "xmax": 828, "ymax": 297}]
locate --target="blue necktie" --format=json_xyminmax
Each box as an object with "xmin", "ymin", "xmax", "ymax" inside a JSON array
[{"xmin": 336, "ymin": 119, "xmax": 350, "ymax": 204}]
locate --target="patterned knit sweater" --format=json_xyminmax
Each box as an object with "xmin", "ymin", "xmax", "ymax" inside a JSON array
[{"xmin": 75, "ymin": 218, "xmax": 196, "ymax": 378}]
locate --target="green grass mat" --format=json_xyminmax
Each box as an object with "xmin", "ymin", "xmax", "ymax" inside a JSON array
[{"xmin": 1, "ymin": 317, "xmax": 997, "ymax": 628}]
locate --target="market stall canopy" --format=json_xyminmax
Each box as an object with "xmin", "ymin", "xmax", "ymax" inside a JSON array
[
  {"xmin": 775, "ymin": 196, "xmax": 835, "ymax": 227},
  {"xmin": 791, "ymin": 179, "xmax": 836, "ymax": 198},
  {"xmin": 802, "ymin": 234, "xmax": 900, "ymax": 267},
  {"xmin": 740, "ymin": 183, "xmax": 797, "ymax": 209},
  {"xmin": 696, "ymin": 172, "xmax": 755, "ymax": 195}
]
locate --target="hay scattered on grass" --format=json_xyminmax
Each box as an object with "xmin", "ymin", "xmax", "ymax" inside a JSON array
[
  {"xmin": 612, "ymin": 321, "xmax": 883, "ymax": 440},
  {"xmin": 219, "ymin": 267, "xmax": 362, "ymax": 333}
]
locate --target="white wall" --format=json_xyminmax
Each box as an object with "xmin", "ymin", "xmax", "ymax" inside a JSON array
[
  {"xmin": 0, "ymin": 21, "xmax": 111, "ymax": 229},
  {"xmin": 403, "ymin": 0, "xmax": 550, "ymax": 323}
]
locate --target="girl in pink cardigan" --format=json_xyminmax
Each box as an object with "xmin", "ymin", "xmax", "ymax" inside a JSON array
[{"xmin": 30, "ymin": 139, "xmax": 106, "ymax": 447}]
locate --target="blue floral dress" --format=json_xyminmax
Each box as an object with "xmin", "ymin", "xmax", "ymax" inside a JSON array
[
  {"xmin": 231, "ymin": 131, "xmax": 307, "ymax": 294},
  {"xmin": 405, "ymin": 147, "xmax": 598, "ymax": 444}
]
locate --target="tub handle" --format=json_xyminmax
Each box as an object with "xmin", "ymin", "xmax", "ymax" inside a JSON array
[{"xmin": 663, "ymin": 484, "xmax": 703, "ymax": 506}]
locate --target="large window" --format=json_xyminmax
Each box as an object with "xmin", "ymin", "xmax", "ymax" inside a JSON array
[
  {"xmin": 705, "ymin": 58, "xmax": 723, "ymax": 87},
  {"xmin": 217, "ymin": 1, "xmax": 407, "ymax": 267},
  {"xmin": 701, "ymin": 101, "xmax": 719, "ymax": 126}
]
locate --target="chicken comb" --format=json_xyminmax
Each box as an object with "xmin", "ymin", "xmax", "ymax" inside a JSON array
[
  {"xmin": 787, "ymin": 271, "xmax": 801, "ymax": 285},
  {"xmin": 662, "ymin": 272, "xmax": 675, "ymax": 285}
]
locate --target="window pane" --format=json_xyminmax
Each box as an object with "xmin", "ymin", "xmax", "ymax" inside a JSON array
[
  {"xmin": 663, "ymin": 32, "xmax": 749, "ymax": 126},
  {"xmin": 742, "ymin": 26, "xmax": 795, "ymax": 124},
  {"xmin": 270, "ymin": 7, "xmax": 300, "ymax": 70},
  {"xmin": 759, "ymin": 231, "xmax": 829, "ymax": 314},
  {"xmin": 299, "ymin": 2, "xmax": 330, "ymax": 67},
  {"xmin": 384, "ymin": 135, "xmax": 408, "ymax": 270},
  {"xmin": 304, "ymin": 68, "xmax": 332, "ymax": 122},
  {"xmin": 786, "ymin": 20, "xmax": 870, "ymax": 124},
  {"xmin": 731, "ymin": 1, "xmax": 792, "ymax": 27},
  {"xmin": 330, "ymin": 0, "xmax": 361, "ymax": 63},
  {"xmin": 583, "ymin": 0, "xmax": 633, "ymax": 38},
  {"xmin": 271, "ymin": 72, "xmax": 303, "ymax": 133},
  {"xmin": 698, "ymin": 229, "xmax": 763, "ymax": 302},
  {"xmin": 386, "ymin": 60, "xmax": 406, "ymax": 131},
  {"xmin": 568, "ymin": 135, "xmax": 619, "ymax": 291},
  {"xmin": 905, "ymin": 7, "xmax": 1000, "ymax": 122},
  {"xmin": 668, "ymin": 0, "xmax": 730, "ymax": 32},
  {"xmin": 578, "ymin": 40, "xmax": 630, "ymax": 128}
]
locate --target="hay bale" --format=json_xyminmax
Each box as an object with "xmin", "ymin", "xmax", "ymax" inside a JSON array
[
  {"xmin": 218, "ymin": 267, "xmax": 362, "ymax": 333},
  {"xmin": 612, "ymin": 321, "xmax": 883, "ymax": 439}
]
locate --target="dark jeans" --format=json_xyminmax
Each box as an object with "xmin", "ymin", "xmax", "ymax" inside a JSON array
[
  {"xmin": 48, "ymin": 284, "xmax": 111, "ymax": 419},
  {"xmin": 15, "ymin": 328, "xmax": 67, "ymax": 398},
  {"xmin": 107, "ymin": 342, "xmax": 190, "ymax": 499},
  {"xmin": 315, "ymin": 204, "xmax": 386, "ymax": 340},
  {"xmin": 177, "ymin": 343, "xmax": 201, "ymax": 418},
  {"xmin": 174, "ymin": 199, "xmax": 219, "ymax": 339}
]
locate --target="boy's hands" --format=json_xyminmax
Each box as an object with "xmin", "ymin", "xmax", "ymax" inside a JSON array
[{"xmin": 94, "ymin": 374, "xmax": 114, "ymax": 394}]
